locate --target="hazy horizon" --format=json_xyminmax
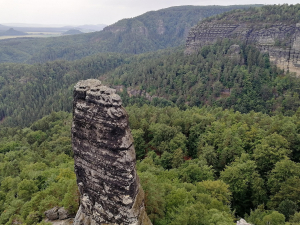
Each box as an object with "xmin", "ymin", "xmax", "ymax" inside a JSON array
[
  {"xmin": 0, "ymin": 1, "xmax": 299, "ymax": 26},
  {"xmin": 1, "ymin": 23, "xmax": 107, "ymax": 28}
]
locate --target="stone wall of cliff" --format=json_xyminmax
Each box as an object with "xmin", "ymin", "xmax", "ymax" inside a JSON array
[
  {"xmin": 185, "ymin": 22, "xmax": 300, "ymax": 76},
  {"xmin": 72, "ymin": 79, "xmax": 152, "ymax": 225}
]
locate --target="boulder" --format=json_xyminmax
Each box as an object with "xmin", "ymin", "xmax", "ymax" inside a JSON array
[
  {"xmin": 237, "ymin": 218, "xmax": 252, "ymax": 225},
  {"xmin": 45, "ymin": 207, "xmax": 59, "ymax": 221},
  {"xmin": 58, "ymin": 207, "xmax": 69, "ymax": 220}
]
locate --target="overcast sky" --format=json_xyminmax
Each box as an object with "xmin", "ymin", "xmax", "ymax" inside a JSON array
[{"xmin": 0, "ymin": 0, "xmax": 299, "ymax": 26}]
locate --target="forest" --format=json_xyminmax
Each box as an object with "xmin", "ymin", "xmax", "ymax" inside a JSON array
[
  {"xmin": 0, "ymin": 107, "xmax": 300, "ymax": 224},
  {"xmin": 0, "ymin": 3, "xmax": 300, "ymax": 225},
  {"xmin": 207, "ymin": 4, "xmax": 300, "ymax": 24},
  {"xmin": 1, "ymin": 40, "xmax": 300, "ymax": 128}
]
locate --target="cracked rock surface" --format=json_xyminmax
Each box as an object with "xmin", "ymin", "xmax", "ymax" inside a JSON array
[{"xmin": 72, "ymin": 79, "xmax": 152, "ymax": 225}]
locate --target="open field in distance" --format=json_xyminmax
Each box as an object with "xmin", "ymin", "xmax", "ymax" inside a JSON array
[{"xmin": 0, "ymin": 32, "xmax": 61, "ymax": 39}]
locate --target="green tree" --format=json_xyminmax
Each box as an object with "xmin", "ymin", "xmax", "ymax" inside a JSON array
[
  {"xmin": 269, "ymin": 177, "xmax": 300, "ymax": 209},
  {"xmin": 277, "ymin": 199, "xmax": 298, "ymax": 221},
  {"xmin": 172, "ymin": 148, "xmax": 184, "ymax": 168},
  {"xmin": 267, "ymin": 159, "xmax": 300, "ymax": 196},
  {"xmin": 132, "ymin": 128, "xmax": 146, "ymax": 159},
  {"xmin": 62, "ymin": 179, "xmax": 79, "ymax": 215},
  {"xmin": 289, "ymin": 212, "xmax": 300, "ymax": 225},
  {"xmin": 179, "ymin": 161, "xmax": 215, "ymax": 183},
  {"xmin": 220, "ymin": 154, "xmax": 266, "ymax": 216},
  {"xmin": 196, "ymin": 180, "xmax": 232, "ymax": 205},
  {"xmin": 17, "ymin": 179, "xmax": 38, "ymax": 201},
  {"xmin": 139, "ymin": 172, "xmax": 165, "ymax": 223},
  {"xmin": 262, "ymin": 211, "xmax": 285, "ymax": 225},
  {"xmin": 253, "ymin": 133, "xmax": 291, "ymax": 175}
]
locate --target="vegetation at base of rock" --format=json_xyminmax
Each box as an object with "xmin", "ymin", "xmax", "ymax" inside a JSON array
[
  {"xmin": 0, "ymin": 112, "xmax": 78, "ymax": 225},
  {"xmin": 0, "ymin": 107, "xmax": 299, "ymax": 224}
]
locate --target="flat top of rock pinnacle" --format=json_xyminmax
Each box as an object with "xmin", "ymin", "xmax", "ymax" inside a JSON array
[
  {"xmin": 74, "ymin": 79, "xmax": 122, "ymax": 107},
  {"xmin": 74, "ymin": 79, "xmax": 102, "ymax": 91}
]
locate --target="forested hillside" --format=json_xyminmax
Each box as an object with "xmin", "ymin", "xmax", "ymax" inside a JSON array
[
  {"xmin": 1, "ymin": 4, "xmax": 300, "ymax": 225},
  {"xmin": 203, "ymin": 4, "xmax": 300, "ymax": 24},
  {"xmin": 0, "ymin": 5, "xmax": 260, "ymax": 64},
  {"xmin": 2, "ymin": 39, "xmax": 300, "ymax": 128},
  {"xmin": 109, "ymin": 40, "xmax": 300, "ymax": 114},
  {"xmin": 0, "ymin": 52, "xmax": 128, "ymax": 127},
  {"xmin": 1, "ymin": 107, "xmax": 300, "ymax": 224}
]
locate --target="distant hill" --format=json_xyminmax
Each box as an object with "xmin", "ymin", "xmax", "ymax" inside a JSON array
[
  {"xmin": 0, "ymin": 5, "xmax": 262, "ymax": 63},
  {"xmin": 63, "ymin": 29, "xmax": 83, "ymax": 35},
  {"xmin": 0, "ymin": 28, "xmax": 27, "ymax": 36},
  {"xmin": 97, "ymin": 5, "xmax": 262, "ymax": 52},
  {"xmin": 5, "ymin": 27, "xmax": 69, "ymax": 33},
  {"xmin": 0, "ymin": 24, "xmax": 107, "ymax": 33}
]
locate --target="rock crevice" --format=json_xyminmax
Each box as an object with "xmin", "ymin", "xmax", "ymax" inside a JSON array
[{"xmin": 72, "ymin": 79, "xmax": 152, "ymax": 225}]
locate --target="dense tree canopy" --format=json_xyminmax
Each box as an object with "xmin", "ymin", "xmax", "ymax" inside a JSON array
[
  {"xmin": 1, "ymin": 4, "xmax": 300, "ymax": 225},
  {"xmin": 1, "ymin": 106, "xmax": 299, "ymax": 224},
  {"xmin": 1, "ymin": 39, "xmax": 300, "ymax": 128}
]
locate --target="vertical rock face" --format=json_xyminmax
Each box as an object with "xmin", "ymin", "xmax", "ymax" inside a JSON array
[
  {"xmin": 72, "ymin": 79, "xmax": 152, "ymax": 225},
  {"xmin": 185, "ymin": 22, "xmax": 300, "ymax": 76}
]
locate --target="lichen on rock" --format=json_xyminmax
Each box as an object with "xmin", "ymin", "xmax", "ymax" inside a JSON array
[{"xmin": 72, "ymin": 79, "xmax": 152, "ymax": 225}]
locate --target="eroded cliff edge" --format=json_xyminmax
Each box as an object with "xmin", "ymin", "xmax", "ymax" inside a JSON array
[
  {"xmin": 185, "ymin": 21, "xmax": 300, "ymax": 76},
  {"xmin": 71, "ymin": 79, "xmax": 152, "ymax": 225}
]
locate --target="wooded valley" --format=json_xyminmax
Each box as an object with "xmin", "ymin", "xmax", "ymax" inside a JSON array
[{"xmin": 0, "ymin": 4, "xmax": 300, "ymax": 225}]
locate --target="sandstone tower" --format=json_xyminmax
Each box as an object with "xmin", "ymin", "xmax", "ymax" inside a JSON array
[{"xmin": 72, "ymin": 79, "xmax": 152, "ymax": 225}]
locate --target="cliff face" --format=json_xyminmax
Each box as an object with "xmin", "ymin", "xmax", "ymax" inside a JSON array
[
  {"xmin": 72, "ymin": 79, "xmax": 152, "ymax": 225},
  {"xmin": 185, "ymin": 22, "xmax": 300, "ymax": 75}
]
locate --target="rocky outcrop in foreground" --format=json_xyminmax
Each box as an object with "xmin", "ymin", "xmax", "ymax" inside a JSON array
[
  {"xmin": 185, "ymin": 22, "xmax": 300, "ymax": 76},
  {"xmin": 72, "ymin": 79, "xmax": 152, "ymax": 225},
  {"xmin": 45, "ymin": 207, "xmax": 70, "ymax": 220}
]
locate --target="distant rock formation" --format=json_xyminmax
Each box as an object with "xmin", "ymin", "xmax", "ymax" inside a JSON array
[
  {"xmin": 113, "ymin": 85, "xmax": 158, "ymax": 102},
  {"xmin": 236, "ymin": 218, "xmax": 252, "ymax": 225},
  {"xmin": 72, "ymin": 79, "xmax": 152, "ymax": 225},
  {"xmin": 185, "ymin": 22, "xmax": 300, "ymax": 76}
]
